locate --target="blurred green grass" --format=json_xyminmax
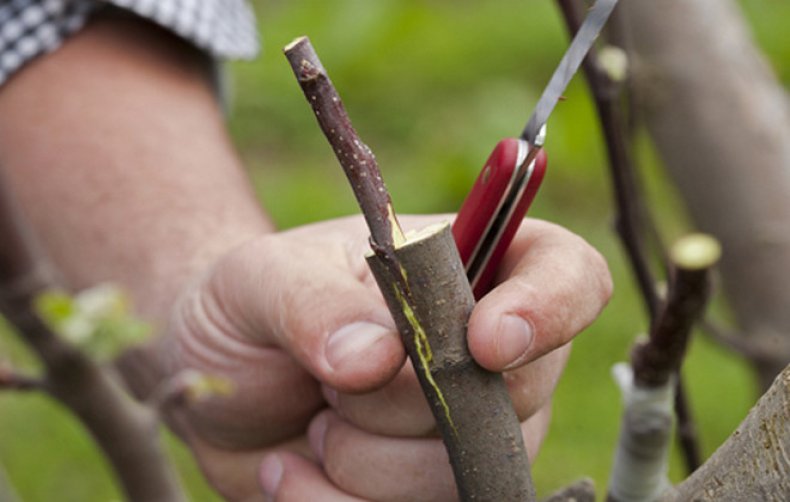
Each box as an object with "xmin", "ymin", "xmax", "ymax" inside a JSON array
[{"xmin": 0, "ymin": 1, "xmax": 786, "ymax": 499}]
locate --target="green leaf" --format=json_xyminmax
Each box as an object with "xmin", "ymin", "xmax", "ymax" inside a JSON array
[{"xmin": 34, "ymin": 284, "xmax": 151, "ymax": 361}]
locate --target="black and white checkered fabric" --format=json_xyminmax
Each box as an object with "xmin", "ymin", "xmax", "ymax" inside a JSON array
[{"xmin": 0, "ymin": 0, "xmax": 259, "ymax": 86}]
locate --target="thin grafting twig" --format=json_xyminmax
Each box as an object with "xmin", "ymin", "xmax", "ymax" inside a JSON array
[{"xmin": 283, "ymin": 36, "xmax": 404, "ymax": 251}]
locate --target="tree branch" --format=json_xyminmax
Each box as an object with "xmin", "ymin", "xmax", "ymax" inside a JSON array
[
  {"xmin": 541, "ymin": 478, "xmax": 596, "ymax": 502},
  {"xmin": 607, "ymin": 235, "xmax": 719, "ymax": 502},
  {"xmin": 284, "ymin": 36, "xmax": 535, "ymax": 501},
  {"xmin": 283, "ymin": 36, "xmax": 404, "ymax": 251},
  {"xmin": 0, "ymin": 180, "xmax": 186, "ymax": 502},
  {"xmin": 632, "ymin": 235, "xmax": 720, "ymax": 387}
]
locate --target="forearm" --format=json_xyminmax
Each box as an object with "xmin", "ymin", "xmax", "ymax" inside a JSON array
[{"xmin": 0, "ymin": 13, "xmax": 271, "ymax": 322}]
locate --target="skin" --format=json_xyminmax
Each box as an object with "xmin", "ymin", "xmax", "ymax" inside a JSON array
[{"xmin": 0, "ymin": 13, "xmax": 612, "ymax": 502}]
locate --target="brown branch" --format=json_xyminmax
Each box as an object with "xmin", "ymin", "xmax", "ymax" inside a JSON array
[
  {"xmin": 367, "ymin": 224, "xmax": 534, "ymax": 500},
  {"xmin": 632, "ymin": 235, "xmax": 720, "ymax": 387},
  {"xmin": 283, "ymin": 36, "xmax": 404, "ymax": 251},
  {"xmin": 284, "ymin": 36, "xmax": 535, "ymax": 501},
  {"xmin": 673, "ymin": 378, "xmax": 702, "ymax": 475},
  {"xmin": 0, "ymin": 181, "xmax": 186, "ymax": 502}
]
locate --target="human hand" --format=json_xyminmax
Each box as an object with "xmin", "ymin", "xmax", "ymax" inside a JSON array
[{"xmin": 161, "ymin": 215, "xmax": 611, "ymax": 501}]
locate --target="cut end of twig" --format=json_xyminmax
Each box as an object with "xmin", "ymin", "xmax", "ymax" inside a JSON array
[
  {"xmin": 366, "ymin": 222, "xmax": 449, "ymax": 258},
  {"xmin": 283, "ymin": 36, "xmax": 308, "ymax": 53},
  {"xmin": 670, "ymin": 233, "xmax": 722, "ymax": 271}
]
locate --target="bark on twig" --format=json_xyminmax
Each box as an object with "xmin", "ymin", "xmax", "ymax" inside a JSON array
[
  {"xmin": 632, "ymin": 235, "xmax": 720, "ymax": 387},
  {"xmin": 284, "ymin": 36, "xmax": 535, "ymax": 501},
  {"xmin": 283, "ymin": 36, "xmax": 404, "ymax": 250},
  {"xmin": 0, "ymin": 181, "xmax": 186, "ymax": 502}
]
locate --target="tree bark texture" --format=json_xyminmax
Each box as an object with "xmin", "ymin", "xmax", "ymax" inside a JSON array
[
  {"xmin": 663, "ymin": 364, "xmax": 790, "ymax": 501},
  {"xmin": 621, "ymin": 0, "xmax": 790, "ymax": 388},
  {"xmin": 367, "ymin": 224, "xmax": 535, "ymax": 502}
]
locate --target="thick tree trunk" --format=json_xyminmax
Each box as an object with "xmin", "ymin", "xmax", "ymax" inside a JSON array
[
  {"xmin": 621, "ymin": 0, "xmax": 790, "ymax": 389},
  {"xmin": 662, "ymin": 365, "xmax": 790, "ymax": 500}
]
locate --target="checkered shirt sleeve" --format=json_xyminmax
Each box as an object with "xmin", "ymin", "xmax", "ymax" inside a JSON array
[{"xmin": 0, "ymin": 0, "xmax": 259, "ymax": 86}]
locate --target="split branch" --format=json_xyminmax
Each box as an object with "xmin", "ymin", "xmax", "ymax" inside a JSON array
[{"xmin": 285, "ymin": 36, "xmax": 535, "ymax": 501}]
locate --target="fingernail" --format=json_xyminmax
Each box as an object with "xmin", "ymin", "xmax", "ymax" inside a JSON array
[
  {"xmin": 308, "ymin": 412, "xmax": 328, "ymax": 461},
  {"xmin": 259, "ymin": 455, "xmax": 283, "ymax": 496},
  {"xmin": 322, "ymin": 385, "xmax": 339, "ymax": 408},
  {"xmin": 326, "ymin": 322, "xmax": 393, "ymax": 371},
  {"xmin": 499, "ymin": 315, "xmax": 535, "ymax": 370}
]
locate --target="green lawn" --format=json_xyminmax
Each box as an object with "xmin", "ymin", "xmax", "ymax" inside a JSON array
[{"xmin": 0, "ymin": 1, "xmax": 786, "ymax": 499}]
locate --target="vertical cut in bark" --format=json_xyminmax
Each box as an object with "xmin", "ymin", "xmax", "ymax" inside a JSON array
[{"xmin": 367, "ymin": 224, "xmax": 534, "ymax": 501}]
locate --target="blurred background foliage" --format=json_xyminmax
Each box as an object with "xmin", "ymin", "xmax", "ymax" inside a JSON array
[{"xmin": 1, "ymin": 1, "xmax": 788, "ymax": 500}]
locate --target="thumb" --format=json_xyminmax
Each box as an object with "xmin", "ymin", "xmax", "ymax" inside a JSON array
[{"xmin": 203, "ymin": 231, "xmax": 405, "ymax": 393}]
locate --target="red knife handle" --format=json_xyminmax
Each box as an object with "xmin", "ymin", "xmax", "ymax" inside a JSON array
[{"xmin": 452, "ymin": 138, "xmax": 547, "ymax": 299}]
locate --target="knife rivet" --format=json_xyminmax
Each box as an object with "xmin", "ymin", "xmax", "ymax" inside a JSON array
[{"xmin": 481, "ymin": 165, "xmax": 491, "ymax": 184}]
